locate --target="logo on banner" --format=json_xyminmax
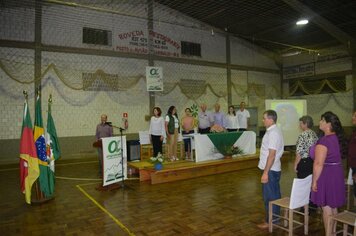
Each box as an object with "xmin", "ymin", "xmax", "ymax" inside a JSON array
[
  {"xmin": 108, "ymin": 140, "xmax": 121, "ymax": 157},
  {"xmin": 149, "ymin": 68, "xmax": 159, "ymax": 76}
]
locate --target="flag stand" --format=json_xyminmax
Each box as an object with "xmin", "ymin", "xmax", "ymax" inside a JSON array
[{"xmin": 31, "ymin": 181, "xmax": 54, "ymax": 204}]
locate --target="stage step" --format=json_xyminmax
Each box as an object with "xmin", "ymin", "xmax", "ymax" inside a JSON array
[
  {"xmin": 128, "ymin": 151, "xmax": 291, "ymax": 184},
  {"xmin": 150, "ymin": 155, "xmax": 259, "ymax": 184}
]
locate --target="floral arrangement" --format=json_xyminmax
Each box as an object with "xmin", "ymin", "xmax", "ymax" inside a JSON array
[
  {"xmin": 149, "ymin": 152, "xmax": 165, "ymax": 165},
  {"xmin": 223, "ymin": 145, "xmax": 244, "ymax": 156},
  {"xmin": 213, "ymin": 144, "xmax": 244, "ymax": 157},
  {"xmin": 210, "ymin": 124, "xmax": 225, "ymax": 133}
]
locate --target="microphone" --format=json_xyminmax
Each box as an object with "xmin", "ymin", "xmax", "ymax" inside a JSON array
[{"xmin": 105, "ymin": 122, "xmax": 112, "ymax": 126}]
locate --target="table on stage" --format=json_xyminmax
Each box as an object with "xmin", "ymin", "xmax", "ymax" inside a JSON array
[{"xmin": 192, "ymin": 131, "xmax": 256, "ymax": 162}]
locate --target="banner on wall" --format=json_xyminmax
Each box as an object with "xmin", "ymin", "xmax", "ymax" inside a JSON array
[
  {"xmin": 146, "ymin": 66, "xmax": 163, "ymax": 91},
  {"xmin": 102, "ymin": 136, "xmax": 127, "ymax": 186},
  {"xmin": 116, "ymin": 30, "xmax": 181, "ymax": 57},
  {"xmin": 283, "ymin": 63, "xmax": 315, "ymax": 80}
]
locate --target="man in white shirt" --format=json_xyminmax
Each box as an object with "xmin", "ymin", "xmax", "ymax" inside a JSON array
[
  {"xmin": 198, "ymin": 103, "xmax": 213, "ymax": 134},
  {"xmin": 257, "ymin": 110, "xmax": 284, "ymax": 229},
  {"xmin": 236, "ymin": 102, "xmax": 250, "ymax": 131}
]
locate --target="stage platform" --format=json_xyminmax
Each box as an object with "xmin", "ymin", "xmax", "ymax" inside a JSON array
[{"xmin": 128, "ymin": 151, "xmax": 291, "ymax": 184}]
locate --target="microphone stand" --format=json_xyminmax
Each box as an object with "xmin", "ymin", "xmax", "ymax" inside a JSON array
[
  {"xmin": 118, "ymin": 127, "xmax": 125, "ymax": 189},
  {"xmin": 110, "ymin": 124, "xmax": 126, "ymax": 189}
]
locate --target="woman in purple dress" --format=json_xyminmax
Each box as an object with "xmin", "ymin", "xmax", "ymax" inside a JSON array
[
  {"xmin": 348, "ymin": 111, "xmax": 356, "ymax": 197},
  {"xmin": 310, "ymin": 111, "xmax": 346, "ymax": 234}
]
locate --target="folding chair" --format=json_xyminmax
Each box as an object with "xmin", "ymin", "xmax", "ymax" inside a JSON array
[
  {"xmin": 269, "ymin": 175, "xmax": 312, "ymax": 235},
  {"xmin": 327, "ymin": 210, "xmax": 356, "ymax": 236}
]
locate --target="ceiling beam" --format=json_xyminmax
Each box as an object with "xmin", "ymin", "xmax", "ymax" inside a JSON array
[{"xmin": 283, "ymin": 0, "xmax": 356, "ymax": 54}]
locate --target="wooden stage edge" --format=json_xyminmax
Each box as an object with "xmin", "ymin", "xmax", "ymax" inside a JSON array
[{"xmin": 128, "ymin": 151, "xmax": 292, "ymax": 185}]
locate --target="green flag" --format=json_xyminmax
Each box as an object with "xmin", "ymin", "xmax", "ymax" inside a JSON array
[{"xmin": 45, "ymin": 99, "xmax": 61, "ymax": 196}]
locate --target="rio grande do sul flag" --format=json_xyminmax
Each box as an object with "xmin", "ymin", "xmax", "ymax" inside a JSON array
[
  {"xmin": 20, "ymin": 99, "xmax": 39, "ymax": 204},
  {"xmin": 45, "ymin": 98, "xmax": 61, "ymax": 196}
]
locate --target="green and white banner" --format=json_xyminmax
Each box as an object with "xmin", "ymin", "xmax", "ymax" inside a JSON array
[
  {"xmin": 102, "ymin": 136, "xmax": 127, "ymax": 186},
  {"xmin": 194, "ymin": 131, "xmax": 256, "ymax": 162},
  {"xmin": 146, "ymin": 66, "xmax": 163, "ymax": 91}
]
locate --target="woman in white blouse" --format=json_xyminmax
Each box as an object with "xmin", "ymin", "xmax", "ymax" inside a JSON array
[
  {"xmin": 149, "ymin": 107, "xmax": 166, "ymax": 157},
  {"xmin": 226, "ymin": 105, "xmax": 239, "ymax": 132}
]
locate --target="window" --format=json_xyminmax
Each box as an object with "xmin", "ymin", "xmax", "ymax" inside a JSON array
[
  {"xmin": 181, "ymin": 41, "xmax": 201, "ymax": 57},
  {"xmin": 83, "ymin": 27, "xmax": 112, "ymax": 46}
]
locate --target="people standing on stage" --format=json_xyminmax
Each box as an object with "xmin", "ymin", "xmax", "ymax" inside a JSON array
[
  {"xmin": 95, "ymin": 114, "xmax": 113, "ymax": 176},
  {"xmin": 149, "ymin": 107, "xmax": 166, "ymax": 157},
  {"xmin": 294, "ymin": 115, "xmax": 318, "ymax": 178},
  {"xmin": 257, "ymin": 110, "xmax": 284, "ymax": 229},
  {"xmin": 348, "ymin": 111, "xmax": 356, "ymax": 197},
  {"xmin": 198, "ymin": 103, "xmax": 213, "ymax": 134},
  {"xmin": 226, "ymin": 105, "xmax": 239, "ymax": 132},
  {"xmin": 310, "ymin": 111, "xmax": 346, "ymax": 234},
  {"xmin": 237, "ymin": 102, "xmax": 250, "ymax": 131},
  {"xmin": 165, "ymin": 106, "xmax": 180, "ymax": 161},
  {"xmin": 181, "ymin": 108, "xmax": 195, "ymax": 160},
  {"xmin": 212, "ymin": 103, "xmax": 226, "ymax": 128}
]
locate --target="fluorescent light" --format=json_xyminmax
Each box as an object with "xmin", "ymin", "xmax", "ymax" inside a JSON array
[
  {"xmin": 296, "ymin": 19, "xmax": 309, "ymax": 25},
  {"xmin": 281, "ymin": 51, "xmax": 301, "ymax": 57}
]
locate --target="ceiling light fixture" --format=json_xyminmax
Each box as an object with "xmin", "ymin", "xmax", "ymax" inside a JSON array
[
  {"xmin": 281, "ymin": 51, "xmax": 302, "ymax": 57},
  {"xmin": 296, "ymin": 19, "xmax": 309, "ymax": 25}
]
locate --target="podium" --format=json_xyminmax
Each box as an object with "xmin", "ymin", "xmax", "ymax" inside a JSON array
[{"xmin": 92, "ymin": 139, "xmax": 102, "ymax": 148}]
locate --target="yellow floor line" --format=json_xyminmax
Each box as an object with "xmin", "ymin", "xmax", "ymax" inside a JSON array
[
  {"xmin": 56, "ymin": 176, "xmax": 102, "ymax": 181},
  {"xmin": 75, "ymin": 182, "xmax": 102, "ymax": 187},
  {"xmin": 76, "ymin": 184, "xmax": 135, "ymax": 236},
  {"xmin": 56, "ymin": 176, "xmax": 140, "ymax": 181},
  {"xmin": 56, "ymin": 161, "xmax": 97, "ymax": 166},
  {"xmin": 0, "ymin": 160, "xmax": 97, "ymax": 172}
]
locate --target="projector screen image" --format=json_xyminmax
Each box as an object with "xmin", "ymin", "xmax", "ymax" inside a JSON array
[{"xmin": 265, "ymin": 99, "xmax": 307, "ymax": 146}]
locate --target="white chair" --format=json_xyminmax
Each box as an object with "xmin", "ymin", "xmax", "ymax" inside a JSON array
[
  {"xmin": 346, "ymin": 168, "xmax": 354, "ymax": 210},
  {"xmin": 269, "ymin": 175, "xmax": 312, "ymax": 235},
  {"xmin": 138, "ymin": 131, "xmax": 153, "ymax": 161}
]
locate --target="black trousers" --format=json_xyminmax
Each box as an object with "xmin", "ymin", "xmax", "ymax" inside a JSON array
[
  {"xmin": 352, "ymin": 167, "xmax": 356, "ymax": 197},
  {"xmin": 199, "ymin": 127, "xmax": 210, "ymax": 134},
  {"xmin": 182, "ymin": 130, "xmax": 194, "ymax": 152},
  {"xmin": 151, "ymin": 135, "xmax": 163, "ymax": 157},
  {"xmin": 227, "ymin": 128, "xmax": 238, "ymax": 132},
  {"xmin": 297, "ymin": 157, "xmax": 317, "ymax": 210},
  {"xmin": 296, "ymin": 157, "xmax": 313, "ymax": 179}
]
